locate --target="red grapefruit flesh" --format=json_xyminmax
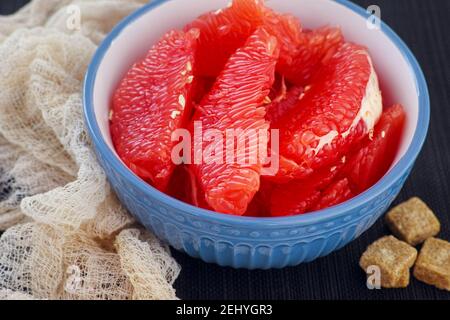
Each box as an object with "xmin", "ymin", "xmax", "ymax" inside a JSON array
[
  {"xmin": 279, "ymin": 26, "xmax": 344, "ymax": 86},
  {"xmin": 111, "ymin": 29, "xmax": 198, "ymax": 191},
  {"xmin": 191, "ymin": 28, "xmax": 279, "ymax": 215},
  {"xmin": 270, "ymin": 182, "xmax": 320, "ymax": 217},
  {"xmin": 266, "ymin": 84, "xmax": 304, "ymax": 124},
  {"xmin": 268, "ymin": 73, "xmax": 287, "ymax": 101},
  {"xmin": 245, "ymin": 191, "xmax": 269, "ymax": 217},
  {"xmin": 269, "ymin": 160, "xmax": 344, "ymax": 216},
  {"xmin": 267, "ymin": 43, "xmax": 383, "ymax": 182},
  {"xmin": 312, "ymin": 178, "xmax": 353, "ymax": 211},
  {"xmin": 343, "ymin": 104, "xmax": 406, "ymax": 193},
  {"xmin": 167, "ymin": 165, "xmax": 212, "ymax": 210},
  {"xmin": 167, "ymin": 165, "xmax": 192, "ymax": 205},
  {"xmin": 192, "ymin": 76, "xmax": 215, "ymax": 104},
  {"xmin": 185, "ymin": 0, "xmax": 302, "ymax": 78},
  {"xmin": 245, "ymin": 179, "xmax": 274, "ymax": 217}
]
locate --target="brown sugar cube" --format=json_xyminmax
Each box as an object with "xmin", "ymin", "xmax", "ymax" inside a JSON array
[
  {"xmin": 392, "ymin": 269, "xmax": 410, "ymax": 288},
  {"xmin": 385, "ymin": 197, "xmax": 440, "ymax": 246},
  {"xmin": 413, "ymin": 238, "xmax": 450, "ymax": 291},
  {"xmin": 360, "ymin": 236, "xmax": 417, "ymax": 288}
]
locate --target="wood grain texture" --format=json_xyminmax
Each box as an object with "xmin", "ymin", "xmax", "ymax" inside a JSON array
[{"xmin": 0, "ymin": 0, "xmax": 449, "ymax": 300}]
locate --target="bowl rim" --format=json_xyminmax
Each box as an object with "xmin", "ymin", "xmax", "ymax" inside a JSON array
[{"xmin": 83, "ymin": 0, "xmax": 430, "ymax": 228}]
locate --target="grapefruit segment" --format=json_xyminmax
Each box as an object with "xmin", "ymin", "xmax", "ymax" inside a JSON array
[
  {"xmin": 245, "ymin": 180, "xmax": 273, "ymax": 217},
  {"xmin": 192, "ymin": 76, "xmax": 215, "ymax": 104},
  {"xmin": 191, "ymin": 28, "xmax": 279, "ymax": 215},
  {"xmin": 111, "ymin": 29, "xmax": 198, "ymax": 191},
  {"xmin": 312, "ymin": 178, "xmax": 353, "ymax": 211},
  {"xmin": 268, "ymin": 73, "xmax": 287, "ymax": 101},
  {"xmin": 185, "ymin": 0, "xmax": 302, "ymax": 78},
  {"xmin": 167, "ymin": 165, "xmax": 213, "ymax": 210},
  {"xmin": 279, "ymin": 26, "xmax": 344, "ymax": 86},
  {"xmin": 266, "ymin": 84, "xmax": 304, "ymax": 123},
  {"xmin": 269, "ymin": 161, "xmax": 344, "ymax": 216},
  {"xmin": 270, "ymin": 182, "xmax": 320, "ymax": 217},
  {"xmin": 267, "ymin": 43, "xmax": 383, "ymax": 182},
  {"xmin": 167, "ymin": 165, "xmax": 193, "ymax": 205},
  {"xmin": 343, "ymin": 104, "xmax": 406, "ymax": 193}
]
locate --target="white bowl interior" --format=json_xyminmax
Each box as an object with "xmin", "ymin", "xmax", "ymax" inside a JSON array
[{"xmin": 93, "ymin": 0, "xmax": 419, "ymax": 171}]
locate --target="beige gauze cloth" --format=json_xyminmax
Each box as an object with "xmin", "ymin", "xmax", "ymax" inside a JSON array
[{"xmin": 0, "ymin": 0, "xmax": 181, "ymax": 300}]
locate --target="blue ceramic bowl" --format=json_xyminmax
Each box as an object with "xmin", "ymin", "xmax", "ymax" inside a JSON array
[{"xmin": 83, "ymin": 0, "xmax": 429, "ymax": 269}]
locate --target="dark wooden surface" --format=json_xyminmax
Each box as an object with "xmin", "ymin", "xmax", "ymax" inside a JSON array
[{"xmin": 1, "ymin": 0, "xmax": 449, "ymax": 300}]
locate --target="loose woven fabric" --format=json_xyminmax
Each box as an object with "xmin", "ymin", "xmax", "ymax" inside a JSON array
[{"xmin": 0, "ymin": 0, "xmax": 180, "ymax": 300}]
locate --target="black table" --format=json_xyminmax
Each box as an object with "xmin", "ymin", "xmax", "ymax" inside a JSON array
[{"xmin": 1, "ymin": 0, "xmax": 449, "ymax": 300}]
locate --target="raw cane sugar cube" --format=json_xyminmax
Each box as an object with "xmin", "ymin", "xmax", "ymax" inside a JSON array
[
  {"xmin": 393, "ymin": 269, "xmax": 411, "ymax": 288},
  {"xmin": 385, "ymin": 197, "xmax": 440, "ymax": 246},
  {"xmin": 413, "ymin": 238, "xmax": 450, "ymax": 291},
  {"xmin": 360, "ymin": 236, "xmax": 417, "ymax": 288}
]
